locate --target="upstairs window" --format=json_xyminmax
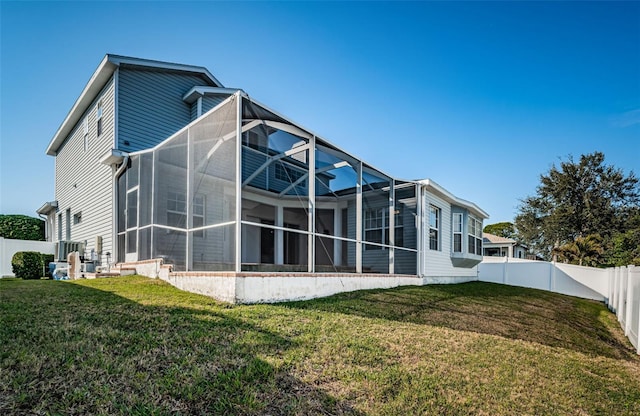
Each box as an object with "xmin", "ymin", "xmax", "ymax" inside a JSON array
[
  {"xmin": 453, "ymin": 213, "xmax": 463, "ymax": 252},
  {"xmin": 275, "ymin": 164, "xmax": 304, "ymax": 183},
  {"xmin": 429, "ymin": 205, "xmax": 440, "ymax": 250},
  {"xmin": 242, "ymin": 131, "xmax": 268, "ymax": 153},
  {"xmin": 83, "ymin": 118, "xmax": 89, "ymax": 151},
  {"xmin": 468, "ymin": 215, "xmax": 483, "ymax": 255},
  {"xmin": 96, "ymin": 101, "xmax": 103, "ymax": 137},
  {"xmin": 73, "ymin": 212, "xmax": 82, "ymax": 225}
]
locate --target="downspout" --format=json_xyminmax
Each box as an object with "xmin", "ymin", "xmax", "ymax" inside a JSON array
[
  {"xmin": 37, "ymin": 212, "xmax": 49, "ymax": 241},
  {"xmin": 113, "ymin": 155, "xmax": 129, "ymax": 267}
]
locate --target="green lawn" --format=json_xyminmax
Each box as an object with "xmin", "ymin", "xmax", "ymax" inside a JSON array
[{"xmin": 1, "ymin": 276, "xmax": 639, "ymax": 415}]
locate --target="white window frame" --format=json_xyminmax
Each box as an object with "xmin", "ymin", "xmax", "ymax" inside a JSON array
[
  {"xmin": 167, "ymin": 190, "xmax": 187, "ymax": 229},
  {"xmin": 83, "ymin": 118, "xmax": 89, "ymax": 152},
  {"xmin": 363, "ymin": 206, "xmax": 404, "ymax": 250},
  {"xmin": 96, "ymin": 101, "xmax": 103, "ymax": 137},
  {"xmin": 468, "ymin": 215, "xmax": 482, "ymax": 255},
  {"xmin": 364, "ymin": 207, "xmax": 384, "ymax": 250},
  {"xmin": 429, "ymin": 205, "xmax": 440, "ymax": 251},
  {"xmin": 453, "ymin": 212, "xmax": 463, "ymax": 253},
  {"xmin": 166, "ymin": 191, "xmax": 206, "ymax": 237},
  {"xmin": 192, "ymin": 194, "xmax": 206, "ymax": 238}
]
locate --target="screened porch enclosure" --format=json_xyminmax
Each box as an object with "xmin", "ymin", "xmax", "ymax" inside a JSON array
[{"xmin": 116, "ymin": 93, "xmax": 418, "ymax": 275}]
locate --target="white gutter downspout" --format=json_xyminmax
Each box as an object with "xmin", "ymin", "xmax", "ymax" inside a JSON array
[
  {"xmin": 112, "ymin": 155, "xmax": 129, "ymax": 268},
  {"xmin": 37, "ymin": 212, "xmax": 49, "ymax": 242}
]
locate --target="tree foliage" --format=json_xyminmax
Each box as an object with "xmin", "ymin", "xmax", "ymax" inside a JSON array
[
  {"xmin": 515, "ymin": 152, "xmax": 640, "ymax": 264},
  {"xmin": 0, "ymin": 215, "xmax": 45, "ymax": 241},
  {"xmin": 552, "ymin": 234, "xmax": 604, "ymax": 267},
  {"xmin": 483, "ymin": 222, "xmax": 515, "ymax": 239}
]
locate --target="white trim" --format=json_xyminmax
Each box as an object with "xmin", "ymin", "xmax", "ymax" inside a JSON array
[
  {"xmin": 308, "ymin": 135, "xmax": 315, "ymax": 273},
  {"xmin": 183, "ymin": 86, "xmax": 243, "ymax": 104},
  {"xmin": 419, "ymin": 179, "xmax": 489, "ymax": 219},
  {"xmin": 114, "ymin": 68, "xmax": 119, "ymax": 150},
  {"xmin": 235, "ymin": 93, "xmax": 242, "ymax": 272}
]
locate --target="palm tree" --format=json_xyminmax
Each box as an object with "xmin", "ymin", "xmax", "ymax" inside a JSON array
[{"xmin": 553, "ymin": 235, "xmax": 603, "ymax": 266}]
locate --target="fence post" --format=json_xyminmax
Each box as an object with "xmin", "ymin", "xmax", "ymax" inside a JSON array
[
  {"xmin": 625, "ymin": 265, "xmax": 634, "ymax": 337},
  {"xmin": 607, "ymin": 267, "xmax": 613, "ymax": 309},
  {"xmin": 619, "ymin": 266, "xmax": 627, "ymax": 323},
  {"xmin": 503, "ymin": 256, "xmax": 508, "ymax": 285},
  {"xmin": 634, "ymin": 265, "xmax": 640, "ymax": 355},
  {"xmin": 612, "ymin": 267, "xmax": 619, "ymax": 313}
]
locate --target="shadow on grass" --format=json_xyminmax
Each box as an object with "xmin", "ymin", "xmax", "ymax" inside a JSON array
[
  {"xmin": 285, "ymin": 281, "xmax": 637, "ymax": 361},
  {"xmin": 0, "ymin": 279, "xmax": 362, "ymax": 415}
]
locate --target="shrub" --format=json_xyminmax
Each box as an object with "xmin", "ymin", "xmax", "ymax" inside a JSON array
[
  {"xmin": 41, "ymin": 254, "xmax": 55, "ymax": 278},
  {"xmin": 12, "ymin": 251, "xmax": 44, "ymax": 279}
]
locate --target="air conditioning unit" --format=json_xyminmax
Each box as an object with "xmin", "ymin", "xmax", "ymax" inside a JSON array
[{"xmin": 56, "ymin": 240, "xmax": 86, "ymax": 262}]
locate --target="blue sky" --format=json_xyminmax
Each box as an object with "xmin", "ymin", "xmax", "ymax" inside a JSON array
[{"xmin": 1, "ymin": 1, "xmax": 639, "ymax": 224}]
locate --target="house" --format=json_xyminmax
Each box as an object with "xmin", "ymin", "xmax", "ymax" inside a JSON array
[
  {"xmin": 39, "ymin": 54, "xmax": 489, "ymax": 302},
  {"xmin": 482, "ymin": 232, "xmax": 528, "ymax": 259}
]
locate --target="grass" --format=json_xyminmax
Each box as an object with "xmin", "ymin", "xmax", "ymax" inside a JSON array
[{"xmin": 1, "ymin": 276, "xmax": 639, "ymax": 415}]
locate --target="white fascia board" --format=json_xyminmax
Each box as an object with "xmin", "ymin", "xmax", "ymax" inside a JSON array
[
  {"xmin": 108, "ymin": 55, "xmax": 223, "ymax": 88},
  {"xmin": 182, "ymin": 86, "xmax": 243, "ymax": 104},
  {"xmin": 46, "ymin": 55, "xmax": 117, "ymax": 156},
  {"xmin": 420, "ymin": 178, "xmax": 490, "ymax": 219},
  {"xmin": 36, "ymin": 201, "xmax": 58, "ymax": 215},
  {"xmin": 99, "ymin": 148, "xmax": 129, "ymax": 166}
]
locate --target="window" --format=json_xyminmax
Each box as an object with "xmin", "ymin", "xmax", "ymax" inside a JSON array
[
  {"xmin": 167, "ymin": 191, "xmax": 186, "ymax": 229},
  {"xmin": 96, "ymin": 101, "xmax": 103, "ymax": 137},
  {"xmin": 468, "ymin": 215, "xmax": 482, "ymax": 255},
  {"xmin": 275, "ymin": 163, "xmax": 304, "ymax": 183},
  {"xmin": 242, "ymin": 131, "xmax": 268, "ymax": 153},
  {"xmin": 166, "ymin": 191, "xmax": 205, "ymax": 237},
  {"xmin": 58, "ymin": 213, "xmax": 62, "ymax": 241},
  {"xmin": 73, "ymin": 212, "xmax": 82, "ymax": 225},
  {"xmin": 192, "ymin": 194, "xmax": 205, "ymax": 238},
  {"xmin": 83, "ymin": 118, "xmax": 89, "ymax": 151},
  {"xmin": 429, "ymin": 205, "xmax": 440, "ymax": 250},
  {"xmin": 65, "ymin": 208, "xmax": 71, "ymax": 240},
  {"xmin": 364, "ymin": 208, "xmax": 384, "ymax": 248},
  {"xmin": 453, "ymin": 213, "xmax": 463, "ymax": 252},
  {"xmin": 364, "ymin": 206, "xmax": 404, "ymax": 250}
]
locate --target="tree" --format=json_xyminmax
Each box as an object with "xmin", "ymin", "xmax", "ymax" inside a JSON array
[
  {"xmin": 602, "ymin": 210, "xmax": 640, "ymax": 266},
  {"xmin": 515, "ymin": 152, "xmax": 640, "ymax": 261},
  {"xmin": 0, "ymin": 215, "xmax": 45, "ymax": 241},
  {"xmin": 483, "ymin": 222, "xmax": 515, "ymax": 239},
  {"xmin": 552, "ymin": 234, "xmax": 604, "ymax": 267}
]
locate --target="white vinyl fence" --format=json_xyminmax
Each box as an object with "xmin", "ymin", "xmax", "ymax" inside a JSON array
[
  {"xmin": 0, "ymin": 237, "xmax": 56, "ymax": 277},
  {"xmin": 479, "ymin": 257, "xmax": 640, "ymax": 354},
  {"xmin": 478, "ymin": 257, "xmax": 606, "ymax": 301},
  {"xmin": 607, "ymin": 265, "xmax": 640, "ymax": 353}
]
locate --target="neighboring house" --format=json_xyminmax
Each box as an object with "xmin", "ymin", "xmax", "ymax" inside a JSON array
[
  {"xmin": 39, "ymin": 54, "xmax": 488, "ymax": 302},
  {"xmin": 482, "ymin": 232, "xmax": 528, "ymax": 259}
]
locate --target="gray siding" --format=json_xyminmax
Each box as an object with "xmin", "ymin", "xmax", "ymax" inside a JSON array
[
  {"xmin": 55, "ymin": 77, "xmax": 116, "ymax": 265},
  {"xmin": 422, "ymin": 191, "xmax": 477, "ymax": 278},
  {"xmin": 118, "ymin": 67, "xmax": 212, "ymax": 152},
  {"xmin": 202, "ymin": 95, "xmax": 226, "ymax": 114},
  {"xmin": 190, "ymin": 102, "xmax": 198, "ymax": 121}
]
